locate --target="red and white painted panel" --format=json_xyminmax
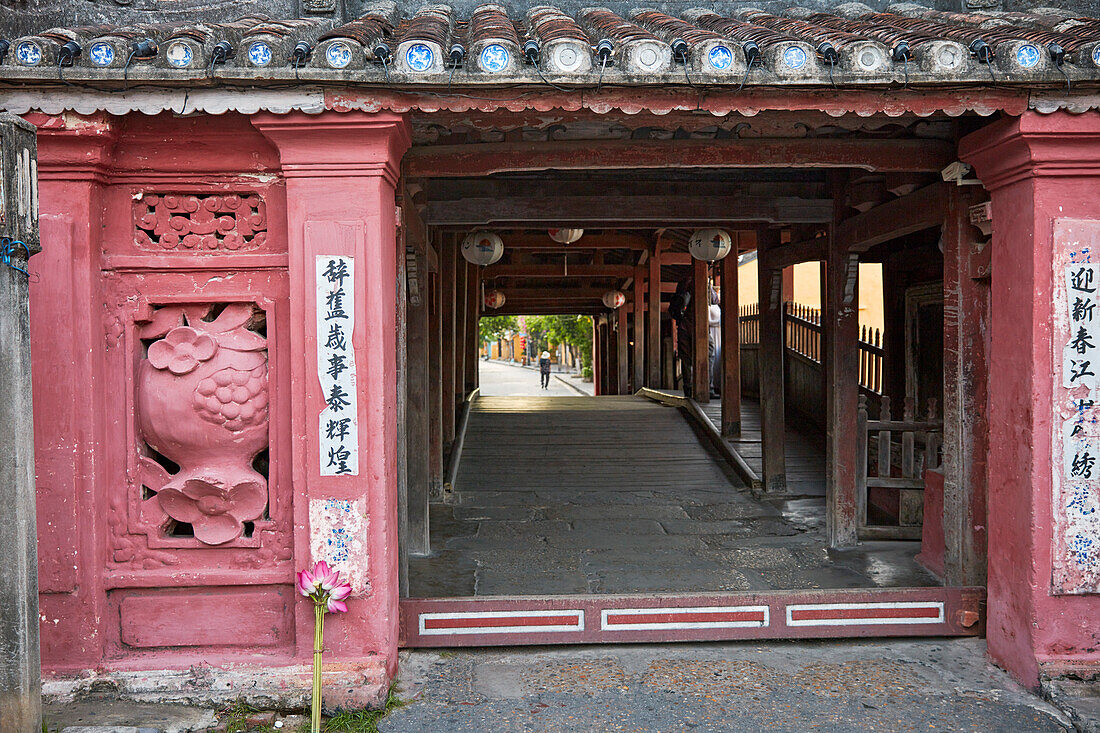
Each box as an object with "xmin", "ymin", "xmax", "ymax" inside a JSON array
[{"xmin": 401, "ymin": 587, "xmax": 983, "ymax": 647}]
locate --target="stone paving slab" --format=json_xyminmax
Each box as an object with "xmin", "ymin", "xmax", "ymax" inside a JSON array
[{"xmin": 382, "ymin": 639, "xmax": 1075, "ymax": 733}]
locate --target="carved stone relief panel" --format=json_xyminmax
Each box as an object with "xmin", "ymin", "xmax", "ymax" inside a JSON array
[
  {"xmin": 133, "ymin": 193, "xmax": 267, "ymax": 252},
  {"xmin": 134, "ymin": 302, "xmax": 270, "ymax": 546}
]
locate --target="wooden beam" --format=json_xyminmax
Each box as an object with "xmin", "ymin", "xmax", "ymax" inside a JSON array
[
  {"xmin": 454, "ymin": 252, "xmax": 467, "ymax": 408},
  {"xmin": 836, "ymin": 183, "xmax": 946, "ymax": 253},
  {"xmin": 440, "ymin": 234, "xmax": 456, "ymax": 446},
  {"xmin": 465, "ymin": 263, "xmax": 479, "ymax": 394},
  {"xmin": 483, "ymin": 264, "xmax": 637, "ymax": 278},
  {"xmin": 757, "ymin": 227, "xmax": 787, "ymax": 493},
  {"xmin": 427, "ymin": 271, "xmax": 443, "ymax": 500},
  {"xmin": 405, "ymin": 245, "xmax": 431, "ymax": 558},
  {"xmin": 721, "ymin": 233, "xmax": 745, "ymax": 437},
  {"xmin": 633, "ymin": 266, "xmax": 645, "ymax": 393},
  {"xmin": 425, "ymin": 195, "xmax": 834, "ymax": 227},
  {"xmin": 496, "ymin": 288, "xmax": 632, "ymax": 300},
  {"xmin": 825, "ymin": 175, "xmax": 860, "ymax": 547},
  {"xmin": 497, "ymin": 233, "xmax": 650, "ymax": 250},
  {"xmin": 405, "ymin": 138, "xmax": 955, "ymax": 177},
  {"xmin": 617, "ymin": 305, "xmax": 629, "ymax": 395},
  {"xmin": 693, "ymin": 258, "xmax": 710, "ymax": 403},
  {"xmin": 768, "ymin": 236, "xmax": 829, "ymax": 270},
  {"xmin": 646, "ymin": 241, "xmax": 662, "ymax": 388}
]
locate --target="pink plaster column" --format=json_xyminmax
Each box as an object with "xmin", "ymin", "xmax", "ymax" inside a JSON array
[
  {"xmin": 252, "ymin": 111, "xmax": 410, "ymax": 702},
  {"xmin": 29, "ymin": 113, "xmax": 118, "ymax": 673},
  {"xmin": 961, "ymin": 112, "xmax": 1100, "ymax": 687}
]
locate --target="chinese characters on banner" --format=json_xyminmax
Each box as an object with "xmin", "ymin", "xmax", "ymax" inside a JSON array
[
  {"xmin": 1055, "ymin": 220, "xmax": 1100, "ymax": 593},
  {"xmin": 317, "ymin": 255, "xmax": 359, "ymax": 476}
]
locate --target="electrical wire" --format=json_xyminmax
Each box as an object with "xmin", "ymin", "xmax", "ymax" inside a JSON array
[{"xmin": 122, "ymin": 49, "xmax": 136, "ymax": 90}]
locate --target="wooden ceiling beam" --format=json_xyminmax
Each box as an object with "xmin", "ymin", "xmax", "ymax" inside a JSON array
[
  {"xmin": 424, "ymin": 195, "xmax": 833, "ymax": 226},
  {"xmin": 405, "ymin": 138, "xmax": 956, "ymax": 178},
  {"xmin": 497, "ymin": 233, "xmax": 651, "ymax": 250},
  {"xmin": 836, "ymin": 183, "xmax": 946, "ymax": 253},
  {"xmin": 483, "ymin": 264, "xmax": 637, "ymax": 278}
]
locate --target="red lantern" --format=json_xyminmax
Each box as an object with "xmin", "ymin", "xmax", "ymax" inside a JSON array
[{"xmin": 483, "ymin": 289, "xmax": 506, "ymax": 309}]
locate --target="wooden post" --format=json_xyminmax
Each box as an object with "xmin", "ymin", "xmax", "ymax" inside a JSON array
[
  {"xmin": 454, "ymin": 252, "xmax": 467, "ymax": 405},
  {"xmin": 428, "ymin": 269, "xmax": 443, "ymax": 500},
  {"xmin": 693, "ymin": 257, "xmax": 710, "ymax": 402},
  {"xmin": 440, "ymin": 235, "xmax": 456, "ymax": 445},
  {"xmin": 757, "ymin": 227, "xmax": 787, "ymax": 493},
  {"xmin": 941, "ymin": 184, "xmax": 989, "ymax": 585},
  {"xmin": 599, "ymin": 317, "xmax": 611, "ymax": 395},
  {"xmin": 633, "ymin": 265, "xmax": 646, "ymax": 392},
  {"xmin": 647, "ymin": 242, "xmax": 663, "ymax": 387},
  {"xmin": 825, "ymin": 180, "xmax": 861, "ymax": 547},
  {"xmin": 617, "ymin": 304, "xmax": 630, "ymax": 394},
  {"xmin": 405, "ymin": 242, "xmax": 430, "ymax": 557},
  {"xmin": 721, "ymin": 233, "xmax": 744, "ymax": 436},
  {"xmin": 592, "ymin": 316, "xmax": 602, "ymax": 396},
  {"xmin": 465, "ymin": 262, "xmax": 479, "ymax": 394}
]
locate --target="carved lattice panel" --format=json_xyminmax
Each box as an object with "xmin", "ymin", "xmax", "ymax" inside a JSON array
[{"xmin": 133, "ymin": 193, "xmax": 267, "ymax": 252}]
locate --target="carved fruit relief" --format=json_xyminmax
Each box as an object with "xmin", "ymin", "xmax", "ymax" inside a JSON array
[{"xmin": 136, "ymin": 303, "xmax": 269, "ymax": 545}]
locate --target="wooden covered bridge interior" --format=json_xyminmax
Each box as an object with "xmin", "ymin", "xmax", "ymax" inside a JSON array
[{"xmin": 396, "ymin": 109, "xmax": 987, "ymax": 646}]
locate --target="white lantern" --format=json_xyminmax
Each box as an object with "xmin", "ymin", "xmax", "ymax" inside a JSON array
[
  {"xmin": 602, "ymin": 290, "xmax": 626, "ymax": 309},
  {"xmin": 461, "ymin": 231, "xmax": 504, "ymax": 266},
  {"xmin": 483, "ymin": 289, "xmax": 506, "ymax": 309},
  {"xmin": 688, "ymin": 228, "xmax": 733, "ymax": 262},
  {"xmin": 548, "ymin": 228, "xmax": 584, "ymax": 244}
]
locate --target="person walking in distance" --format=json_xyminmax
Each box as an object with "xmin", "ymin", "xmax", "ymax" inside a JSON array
[
  {"xmin": 669, "ymin": 276, "xmax": 694, "ymax": 398},
  {"xmin": 539, "ymin": 350, "xmax": 552, "ymax": 390}
]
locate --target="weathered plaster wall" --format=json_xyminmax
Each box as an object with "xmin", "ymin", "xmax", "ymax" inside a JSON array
[{"xmin": 961, "ymin": 111, "xmax": 1100, "ymax": 687}]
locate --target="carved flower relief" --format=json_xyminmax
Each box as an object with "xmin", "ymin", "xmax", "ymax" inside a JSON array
[
  {"xmin": 136, "ymin": 303, "xmax": 270, "ymax": 546},
  {"xmin": 157, "ymin": 478, "xmax": 267, "ymax": 546},
  {"xmin": 147, "ymin": 326, "xmax": 218, "ymax": 375}
]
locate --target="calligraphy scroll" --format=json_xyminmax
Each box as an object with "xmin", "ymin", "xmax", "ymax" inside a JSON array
[
  {"xmin": 317, "ymin": 255, "xmax": 359, "ymax": 476},
  {"xmin": 1054, "ymin": 219, "xmax": 1100, "ymax": 593}
]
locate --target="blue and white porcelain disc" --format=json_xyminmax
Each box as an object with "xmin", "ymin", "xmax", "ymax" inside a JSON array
[
  {"xmin": 166, "ymin": 41, "xmax": 193, "ymax": 68},
  {"xmin": 15, "ymin": 41, "xmax": 42, "ymax": 66},
  {"xmin": 782, "ymin": 46, "xmax": 807, "ymax": 70},
  {"xmin": 406, "ymin": 43, "xmax": 434, "ymax": 72},
  {"xmin": 708, "ymin": 45, "xmax": 733, "ymax": 71},
  {"xmin": 248, "ymin": 41, "xmax": 272, "ymax": 67},
  {"xmin": 326, "ymin": 42, "xmax": 352, "ymax": 69},
  {"xmin": 89, "ymin": 42, "xmax": 115, "ymax": 67},
  {"xmin": 1093, "ymin": 44, "xmax": 1100, "ymax": 67},
  {"xmin": 480, "ymin": 43, "xmax": 510, "ymax": 73},
  {"xmin": 1016, "ymin": 44, "xmax": 1040, "ymax": 68}
]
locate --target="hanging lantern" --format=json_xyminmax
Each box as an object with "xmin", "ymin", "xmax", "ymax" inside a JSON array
[
  {"xmin": 548, "ymin": 228, "xmax": 584, "ymax": 244},
  {"xmin": 688, "ymin": 228, "xmax": 733, "ymax": 262},
  {"xmin": 461, "ymin": 231, "xmax": 504, "ymax": 266},
  {"xmin": 602, "ymin": 290, "xmax": 626, "ymax": 309},
  {"xmin": 483, "ymin": 289, "xmax": 506, "ymax": 309}
]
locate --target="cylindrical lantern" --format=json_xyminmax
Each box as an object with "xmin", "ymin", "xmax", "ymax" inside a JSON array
[
  {"xmin": 483, "ymin": 289, "xmax": 506, "ymax": 309},
  {"xmin": 548, "ymin": 228, "xmax": 584, "ymax": 244},
  {"xmin": 602, "ymin": 290, "xmax": 626, "ymax": 309},
  {"xmin": 688, "ymin": 228, "xmax": 733, "ymax": 262},
  {"xmin": 461, "ymin": 231, "xmax": 504, "ymax": 266}
]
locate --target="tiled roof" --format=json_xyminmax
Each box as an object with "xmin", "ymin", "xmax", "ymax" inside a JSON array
[{"xmin": 3, "ymin": 2, "xmax": 1099, "ymax": 87}]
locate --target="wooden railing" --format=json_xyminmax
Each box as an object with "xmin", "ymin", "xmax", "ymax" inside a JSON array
[
  {"xmin": 856, "ymin": 395, "xmax": 943, "ymax": 541},
  {"xmin": 738, "ymin": 302, "xmax": 883, "ymax": 394}
]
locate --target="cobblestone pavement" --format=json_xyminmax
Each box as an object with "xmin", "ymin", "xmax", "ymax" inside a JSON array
[{"xmin": 381, "ymin": 638, "xmax": 1074, "ymax": 733}]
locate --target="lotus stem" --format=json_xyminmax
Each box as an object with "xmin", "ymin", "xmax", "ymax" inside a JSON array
[{"xmin": 312, "ymin": 602, "xmax": 324, "ymax": 733}]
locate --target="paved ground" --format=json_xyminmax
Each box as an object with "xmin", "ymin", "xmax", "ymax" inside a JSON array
[
  {"xmin": 382, "ymin": 638, "xmax": 1074, "ymax": 733},
  {"xmin": 410, "ymin": 380, "xmax": 935, "ymax": 597},
  {"xmin": 477, "ymin": 359, "xmax": 585, "ymax": 397}
]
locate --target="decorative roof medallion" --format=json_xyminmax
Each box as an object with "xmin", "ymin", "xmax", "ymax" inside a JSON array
[
  {"xmin": 406, "ymin": 43, "xmax": 434, "ymax": 72},
  {"xmin": 782, "ymin": 46, "xmax": 807, "ymax": 70},
  {"xmin": 708, "ymin": 45, "xmax": 733, "ymax": 71},
  {"xmin": 248, "ymin": 41, "xmax": 273, "ymax": 67},
  {"xmin": 166, "ymin": 41, "xmax": 194, "ymax": 68},
  {"xmin": 1016, "ymin": 44, "xmax": 1040, "ymax": 68},
  {"xmin": 480, "ymin": 43, "xmax": 510, "ymax": 73},
  {"xmin": 90, "ymin": 42, "xmax": 115, "ymax": 67},
  {"xmin": 326, "ymin": 41, "xmax": 352, "ymax": 68},
  {"xmin": 15, "ymin": 41, "xmax": 42, "ymax": 66}
]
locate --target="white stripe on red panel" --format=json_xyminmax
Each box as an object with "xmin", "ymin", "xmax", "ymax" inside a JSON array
[
  {"xmin": 785, "ymin": 601, "xmax": 945, "ymax": 627},
  {"xmin": 601, "ymin": 605, "xmax": 769, "ymax": 631},
  {"xmin": 417, "ymin": 609, "xmax": 585, "ymax": 636}
]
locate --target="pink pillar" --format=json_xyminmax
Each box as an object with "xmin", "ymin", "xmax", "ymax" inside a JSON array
[
  {"xmin": 253, "ymin": 111, "xmax": 410, "ymax": 697},
  {"xmin": 961, "ymin": 112, "xmax": 1100, "ymax": 687}
]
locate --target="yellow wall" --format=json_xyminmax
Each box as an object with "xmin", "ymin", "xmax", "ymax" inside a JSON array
[{"xmin": 735, "ymin": 256, "xmax": 884, "ymax": 334}]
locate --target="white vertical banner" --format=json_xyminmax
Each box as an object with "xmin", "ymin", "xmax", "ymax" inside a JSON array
[
  {"xmin": 317, "ymin": 255, "xmax": 359, "ymax": 476},
  {"xmin": 1063, "ymin": 262, "xmax": 1100, "ymax": 390}
]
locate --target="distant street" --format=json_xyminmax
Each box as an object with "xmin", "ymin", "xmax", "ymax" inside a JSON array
[{"xmin": 477, "ymin": 359, "xmax": 590, "ymax": 397}]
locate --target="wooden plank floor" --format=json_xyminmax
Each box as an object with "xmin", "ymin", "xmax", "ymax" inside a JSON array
[
  {"xmin": 699, "ymin": 398, "xmax": 827, "ymax": 497},
  {"xmin": 410, "ymin": 395, "xmax": 936, "ymax": 598}
]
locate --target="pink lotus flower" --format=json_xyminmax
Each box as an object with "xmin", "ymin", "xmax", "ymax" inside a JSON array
[
  {"xmin": 296, "ymin": 561, "xmax": 352, "ymax": 614},
  {"xmin": 147, "ymin": 325, "xmax": 218, "ymax": 375}
]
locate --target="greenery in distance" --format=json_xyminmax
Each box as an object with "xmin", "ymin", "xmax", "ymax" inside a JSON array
[{"xmin": 479, "ymin": 314, "xmax": 593, "ymax": 374}]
